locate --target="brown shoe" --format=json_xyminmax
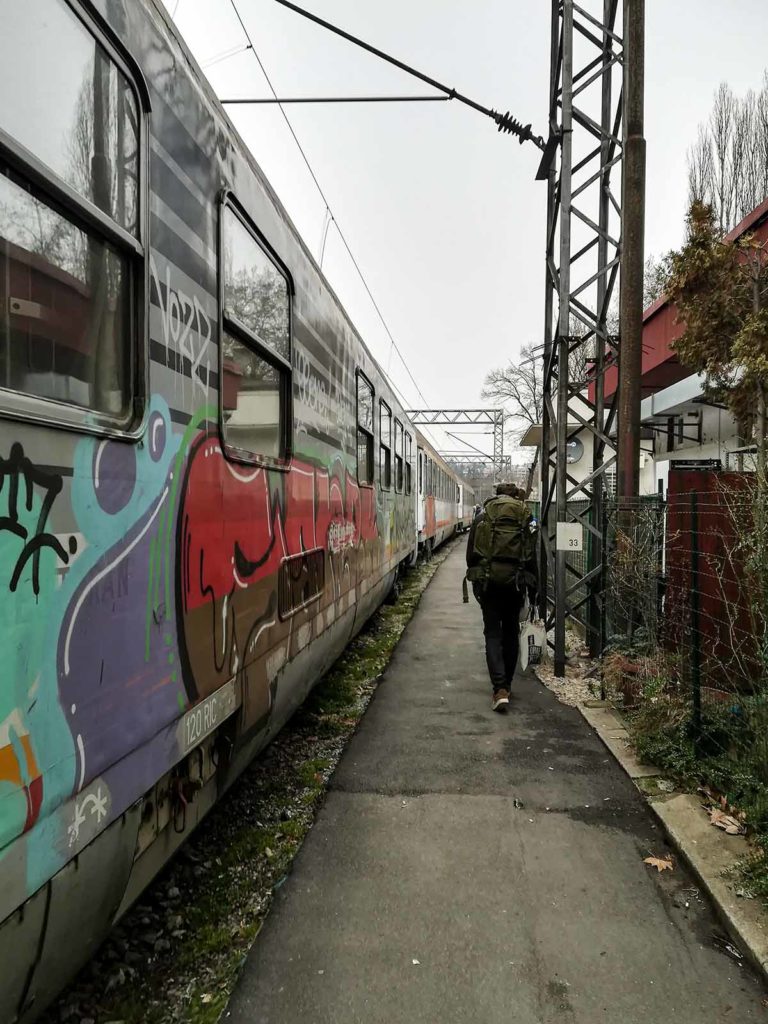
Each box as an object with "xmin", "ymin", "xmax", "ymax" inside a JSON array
[{"xmin": 492, "ymin": 689, "xmax": 510, "ymax": 713}]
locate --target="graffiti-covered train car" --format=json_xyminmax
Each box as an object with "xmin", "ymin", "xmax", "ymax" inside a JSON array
[
  {"xmin": 0, "ymin": 0, "xmax": 419, "ymax": 1018},
  {"xmin": 415, "ymin": 431, "xmax": 473, "ymax": 552}
]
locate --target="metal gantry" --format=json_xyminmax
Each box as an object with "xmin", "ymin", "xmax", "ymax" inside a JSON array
[
  {"xmin": 406, "ymin": 409, "xmax": 505, "ymax": 478},
  {"xmin": 540, "ymin": 0, "xmax": 624, "ymax": 675}
]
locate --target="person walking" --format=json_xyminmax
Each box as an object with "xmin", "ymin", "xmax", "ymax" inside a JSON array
[{"xmin": 464, "ymin": 484, "xmax": 539, "ymax": 712}]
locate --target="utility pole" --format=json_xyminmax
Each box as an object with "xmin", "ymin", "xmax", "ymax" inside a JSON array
[
  {"xmin": 540, "ymin": 0, "xmax": 624, "ymax": 676},
  {"xmin": 616, "ymin": 0, "xmax": 646, "ymax": 501}
]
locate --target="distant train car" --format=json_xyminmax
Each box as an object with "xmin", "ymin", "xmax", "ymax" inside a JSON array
[
  {"xmin": 0, "ymin": 1, "xmax": 419, "ymax": 1019},
  {"xmin": 416, "ymin": 432, "xmax": 473, "ymax": 551},
  {"xmin": 457, "ymin": 480, "xmax": 476, "ymax": 532}
]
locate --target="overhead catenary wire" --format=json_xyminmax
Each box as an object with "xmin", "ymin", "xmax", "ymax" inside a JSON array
[
  {"xmin": 221, "ymin": 95, "xmax": 451, "ymax": 104},
  {"xmin": 202, "ymin": 42, "xmax": 253, "ymax": 69},
  {"xmin": 269, "ymin": 0, "xmax": 546, "ymax": 150},
  {"xmin": 227, "ymin": 0, "xmax": 438, "ymax": 437}
]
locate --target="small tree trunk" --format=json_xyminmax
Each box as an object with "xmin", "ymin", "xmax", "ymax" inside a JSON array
[
  {"xmin": 758, "ymin": 383, "xmax": 767, "ymax": 490},
  {"xmin": 754, "ymin": 273, "xmax": 767, "ymax": 492}
]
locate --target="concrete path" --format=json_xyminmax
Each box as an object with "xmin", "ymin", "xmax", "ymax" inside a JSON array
[{"xmin": 227, "ymin": 540, "xmax": 765, "ymax": 1023}]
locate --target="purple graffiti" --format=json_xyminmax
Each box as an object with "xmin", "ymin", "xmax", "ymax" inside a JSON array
[{"xmin": 93, "ymin": 440, "xmax": 138, "ymax": 515}]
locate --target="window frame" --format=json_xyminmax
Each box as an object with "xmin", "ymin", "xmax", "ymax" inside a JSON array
[
  {"xmin": 379, "ymin": 399, "xmax": 392, "ymax": 491},
  {"xmin": 405, "ymin": 431, "xmax": 413, "ymax": 494},
  {"xmin": 356, "ymin": 369, "xmax": 375, "ymax": 487},
  {"xmin": 218, "ymin": 192, "xmax": 293, "ymax": 469},
  {"xmin": 0, "ymin": 0, "xmax": 151, "ymax": 438}
]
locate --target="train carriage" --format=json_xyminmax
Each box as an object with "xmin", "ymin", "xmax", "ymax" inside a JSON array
[
  {"xmin": 415, "ymin": 431, "xmax": 474, "ymax": 552},
  {"xmin": 0, "ymin": 0, "xmax": 419, "ymax": 1018}
]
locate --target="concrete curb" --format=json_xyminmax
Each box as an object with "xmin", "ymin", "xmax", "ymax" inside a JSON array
[{"xmin": 576, "ymin": 700, "xmax": 768, "ymax": 982}]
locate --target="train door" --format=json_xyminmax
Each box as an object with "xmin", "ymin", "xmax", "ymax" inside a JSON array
[
  {"xmin": 457, "ymin": 483, "xmax": 463, "ymax": 530},
  {"xmin": 417, "ymin": 447, "xmax": 426, "ymax": 536}
]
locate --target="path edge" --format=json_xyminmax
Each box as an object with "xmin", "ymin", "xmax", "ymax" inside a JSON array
[{"xmin": 563, "ymin": 694, "xmax": 768, "ymax": 984}]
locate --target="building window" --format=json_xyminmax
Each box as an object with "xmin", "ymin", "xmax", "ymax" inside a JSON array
[
  {"xmin": 405, "ymin": 432, "xmax": 413, "ymax": 494},
  {"xmin": 221, "ymin": 201, "xmax": 291, "ymax": 463},
  {"xmin": 394, "ymin": 419, "xmax": 404, "ymax": 492},
  {"xmin": 379, "ymin": 400, "xmax": 392, "ymax": 489},
  {"xmin": 0, "ymin": 0, "xmax": 144, "ymax": 428},
  {"xmin": 357, "ymin": 372, "xmax": 374, "ymax": 485}
]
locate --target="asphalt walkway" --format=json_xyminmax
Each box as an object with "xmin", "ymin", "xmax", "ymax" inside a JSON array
[{"xmin": 227, "ymin": 538, "xmax": 765, "ymax": 1023}]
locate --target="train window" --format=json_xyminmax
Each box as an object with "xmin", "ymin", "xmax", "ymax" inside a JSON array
[
  {"xmin": 0, "ymin": 0, "xmax": 139, "ymax": 233},
  {"xmin": 0, "ymin": 175, "xmax": 132, "ymax": 421},
  {"xmin": 0, "ymin": 0, "xmax": 145, "ymax": 430},
  {"xmin": 394, "ymin": 419, "xmax": 404, "ymax": 492},
  {"xmin": 405, "ymin": 432, "xmax": 413, "ymax": 494},
  {"xmin": 221, "ymin": 202, "xmax": 291, "ymax": 463},
  {"xmin": 418, "ymin": 450, "xmax": 423, "ymax": 494},
  {"xmin": 379, "ymin": 400, "xmax": 391, "ymax": 489},
  {"xmin": 356, "ymin": 372, "xmax": 374, "ymax": 485},
  {"xmin": 223, "ymin": 207, "xmax": 289, "ymax": 360}
]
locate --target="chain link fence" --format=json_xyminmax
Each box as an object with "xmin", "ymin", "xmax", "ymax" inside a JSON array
[{"xmin": 601, "ymin": 471, "xmax": 768, "ymax": 849}]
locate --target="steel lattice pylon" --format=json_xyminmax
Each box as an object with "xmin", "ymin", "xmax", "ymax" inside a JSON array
[
  {"xmin": 406, "ymin": 409, "xmax": 505, "ymax": 478},
  {"xmin": 540, "ymin": 0, "xmax": 624, "ymax": 675}
]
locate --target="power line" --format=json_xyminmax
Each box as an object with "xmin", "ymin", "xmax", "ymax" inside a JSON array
[
  {"xmin": 202, "ymin": 42, "xmax": 252, "ymax": 69},
  {"xmin": 270, "ymin": 0, "xmax": 547, "ymax": 151},
  {"xmin": 227, "ymin": 0, "xmax": 433, "ymax": 414},
  {"xmin": 221, "ymin": 94, "xmax": 451, "ymax": 105}
]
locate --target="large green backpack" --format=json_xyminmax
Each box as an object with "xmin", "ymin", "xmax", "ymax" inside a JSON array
[{"xmin": 465, "ymin": 497, "xmax": 538, "ymax": 593}]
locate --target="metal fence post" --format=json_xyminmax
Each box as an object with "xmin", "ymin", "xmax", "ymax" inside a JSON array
[{"xmin": 690, "ymin": 491, "xmax": 702, "ymax": 740}]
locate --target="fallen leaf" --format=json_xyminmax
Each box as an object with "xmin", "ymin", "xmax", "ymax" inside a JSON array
[
  {"xmin": 644, "ymin": 855, "xmax": 674, "ymax": 872},
  {"xmin": 709, "ymin": 809, "xmax": 746, "ymax": 835}
]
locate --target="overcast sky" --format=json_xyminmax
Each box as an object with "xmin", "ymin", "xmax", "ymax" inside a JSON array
[{"xmin": 169, "ymin": 0, "xmax": 768, "ymax": 456}]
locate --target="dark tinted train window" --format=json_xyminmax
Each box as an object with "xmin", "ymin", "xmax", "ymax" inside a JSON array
[
  {"xmin": 0, "ymin": 0, "xmax": 139, "ymax": 234},
  {"xmin": 356, "ymin": 372, "xmax": 374, "ymax": 485},
  {"xmin": 221, "ymin": 202, "xmax": 290, "ymax": 463},
  {"xmin": 0, "ymin": 171, "xmax": 131, "ymax": 420},
  {"xmin": 379, "ymin": 400, "xmax": 391, "ymax": 490},
  {"xmin": 405, "ymin": 432, "xmax": 413, "ymax": 494},
  {"xmin": 279, "ymin": 548, "xmax": 325, "ymax": 618},
  {"xmin": 394, "ymin": 419, "xmax": 404, "ymax": 492}
]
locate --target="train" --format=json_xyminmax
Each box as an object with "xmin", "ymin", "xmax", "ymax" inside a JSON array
[{"xmin": 0, "ymin": 1, "xmax": 473, "ymax": 1019}]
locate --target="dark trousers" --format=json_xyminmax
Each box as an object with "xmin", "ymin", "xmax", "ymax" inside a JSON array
[{"xmin": 475, "ymin": 584, "xmax": 526, "ymax": 692}]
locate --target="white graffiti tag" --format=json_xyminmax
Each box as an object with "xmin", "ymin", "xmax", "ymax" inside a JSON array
[
  {"xmin": 67, "ymin": 786, "xmax": 109, "ymax": 847},
  {"xmin": 150, "ymin": 255, "xmax": 212, "ymax": 396}
]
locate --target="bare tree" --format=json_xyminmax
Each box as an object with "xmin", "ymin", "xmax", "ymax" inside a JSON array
[
  {"xmin": 482, "ymin": 342, "xmax": 542, "ymax": 497},
  {"xmin": 688, "ymin": 75, "xmax": 768, "ymax": 233},
  {"xmin": 643, "ymin": 253, "xmax": 672, "ymax": 307},
  {"xmin": 482, "ymin": 323, "xmax": 590, "ymax": 497}
]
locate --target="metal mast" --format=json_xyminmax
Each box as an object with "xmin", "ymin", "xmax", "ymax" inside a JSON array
[
  {"xmin": 406, "ymin": 410, "xmax": 505, "ymax": 479},
  {"xmin": 540, "ymin": 0, "xmax": 624, "ymax": 675}
]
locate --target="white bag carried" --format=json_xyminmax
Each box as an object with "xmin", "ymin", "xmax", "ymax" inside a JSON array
[{"xmin": 519, "ymin": 616, "xmax": 546, "ymax": 670}]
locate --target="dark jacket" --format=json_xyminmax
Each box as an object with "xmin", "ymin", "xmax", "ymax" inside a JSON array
[{"xmin": 466, "ymin": 498, "xmax": 539, "ymax": 599}]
